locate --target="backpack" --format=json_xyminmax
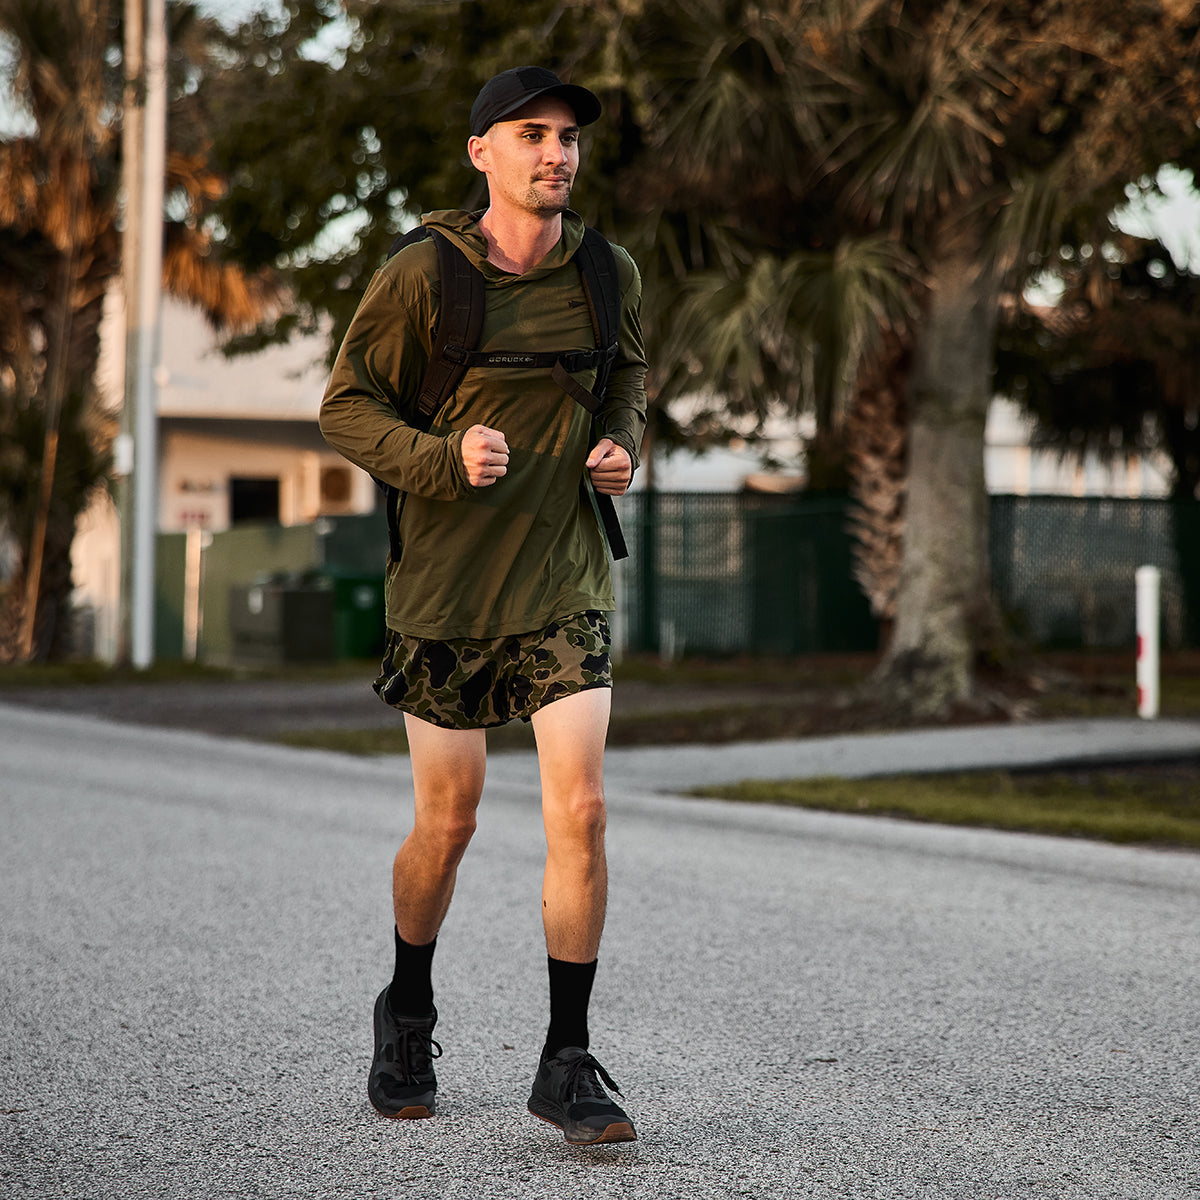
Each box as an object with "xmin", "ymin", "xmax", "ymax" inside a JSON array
[{"xmin": 377, "ymin": 223, "xmax": 628, "ymax": 560}]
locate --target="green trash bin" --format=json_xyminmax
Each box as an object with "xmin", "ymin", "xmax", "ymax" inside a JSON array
[{"xmin": 323, "ymin": 568, "xmax": 386, "ymax": 660}]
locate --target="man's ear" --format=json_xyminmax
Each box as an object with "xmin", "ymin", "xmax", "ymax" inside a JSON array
[{"xmin": 467, "ymin": 134, "xmax": 489, "ymax": 173}]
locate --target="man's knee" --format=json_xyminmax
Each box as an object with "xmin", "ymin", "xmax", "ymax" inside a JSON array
[
  {"xmin": 547, "ymin": 787, "xmax": 607, "ymax": 853},
  {"xmin": 411, "ymin": 802, "xmax": 479, "ymax": 866}
]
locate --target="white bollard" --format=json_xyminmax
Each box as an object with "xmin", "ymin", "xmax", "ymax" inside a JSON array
[{"xmin": 1135, "ymin": 566, "xmax": 1160, "ymax": 720}]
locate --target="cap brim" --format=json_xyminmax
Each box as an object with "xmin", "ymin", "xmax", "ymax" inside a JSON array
[{"xmin": 490, "ymin": 82, "xmax": 601, "ymax": 130}]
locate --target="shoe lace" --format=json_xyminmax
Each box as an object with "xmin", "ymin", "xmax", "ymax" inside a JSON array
[
  {"xmin": 392, "ymin": 1025, "xmax": 443, "ymax": 1083},
  {"xmin": 564, "ymin": 1052, "xmax": 622, "ymax": 1105}
]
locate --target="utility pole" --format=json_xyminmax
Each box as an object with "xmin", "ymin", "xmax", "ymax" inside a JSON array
[
  {"xmin": 130, "ymin": 0, "xmax": 167, "ymax": 670},
  {"xmin": 116, "ymin": 0, "xmax": 144, "ymax": 665}
]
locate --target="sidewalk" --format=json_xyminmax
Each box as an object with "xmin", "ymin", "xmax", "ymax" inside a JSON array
[
  {"xmin": 5, "ymin": 677, "xmax": 1198, "ymax": 792},
  {"xmin": 487, "ymin": 715, "xmax": 1200, "ymax": 795}
]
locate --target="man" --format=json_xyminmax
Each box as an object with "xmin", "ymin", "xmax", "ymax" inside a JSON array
[{"xmin": 319, "ymin": 66, "xmax": 647, "ymax": 1146}]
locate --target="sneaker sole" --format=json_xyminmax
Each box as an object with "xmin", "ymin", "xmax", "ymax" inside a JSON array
[
  {"xmin": 372, "ymin": 1100, "xmax": 435, "ymax": 1120},
  {"xmin": 527, "ymin": 1104, "xmax": 637, "ymax": 1145}
]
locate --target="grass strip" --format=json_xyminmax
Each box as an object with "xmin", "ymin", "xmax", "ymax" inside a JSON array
[
  {"xmin": 271, "ymin": 704, "xmax": 880, "ymax": 756},
  {"xmin": 691, "ymin": 769, "xmax": 1200, "ymax": 849},
  {"xmin": 275, "ymin": 720, "xmax": 538, "ymax": 755},
  {"xmin": 0, "ymin": 659, "xmax": 376, "ymax": 687}
]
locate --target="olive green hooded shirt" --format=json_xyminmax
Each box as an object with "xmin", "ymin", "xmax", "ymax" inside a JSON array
[{"xmin": 319, "ymin": 209, "xmax": 648, "ymax": 640}]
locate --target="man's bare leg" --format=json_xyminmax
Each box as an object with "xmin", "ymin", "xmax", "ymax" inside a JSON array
[
  {"xmin": 530, "ymin": 687, "xmax": 611, "ymax": 962},
  {"xmin": 526, "ymin": 685, "xmax": 635, "ymax": 1143},
  {"xmin": 394, "ymin": 714, "xmax": 488, "ymax": 944},
  {"xmin": 369, "ymin": 715, "xmax": 485, "ymax": 1119}
]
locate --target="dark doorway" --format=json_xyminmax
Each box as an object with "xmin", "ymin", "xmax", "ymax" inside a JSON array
[{"xmin": 229, "ymin": 477, "xmax": 280, "ymax": 524}]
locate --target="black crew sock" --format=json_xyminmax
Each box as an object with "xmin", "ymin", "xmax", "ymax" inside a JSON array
[
  {"xmin": 387, "ymin": 928, "xmax": 437, "ymax": 1018},
  {"xmin": 543, "ymin": 955, "xmax": 598, "ymax": 1059}
]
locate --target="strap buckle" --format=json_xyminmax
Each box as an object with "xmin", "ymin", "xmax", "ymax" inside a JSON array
[{"xmin": 557, "ymin": 346, "xmax": 611, "ymax": 375}]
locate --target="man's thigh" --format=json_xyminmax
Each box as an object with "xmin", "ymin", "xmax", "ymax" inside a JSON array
[
  {"xmin": 403, "ymin": 714, "xmax": 487, "ymax": 819},
  {"xmin": 530, "ymin": 686, "xmax": 612, "ymax": 799}
]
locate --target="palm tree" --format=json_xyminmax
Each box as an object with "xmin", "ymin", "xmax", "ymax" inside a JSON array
[
  {"xmin": 0, "ymin": 0, "xmax": 282, "ymax": 660},
  {"xmin": 801, "ymin": 0, "xmax": 1200, "ymax": 714},
  {"xmin": 846, "ymin": 332, "xmax": 910, "ymax": 637},
  {"xmin": 622, "ymin": 0, "xmax": 1200, "ymax": 716},
  {"xmin": 592, "ymin": 0, "xmax": 1004, "ymax": 709}
]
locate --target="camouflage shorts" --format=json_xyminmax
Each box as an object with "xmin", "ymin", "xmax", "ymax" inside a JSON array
[{"xmin": 373, "ymin": 611, "xmax": 612, "ymax": 730}]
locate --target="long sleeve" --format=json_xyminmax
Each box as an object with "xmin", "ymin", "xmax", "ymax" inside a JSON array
[{"xmin": 318, "ymin": 255, "xmax": 472, "ymax": 501}]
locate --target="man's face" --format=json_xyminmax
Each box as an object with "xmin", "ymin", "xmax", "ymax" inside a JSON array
[{"xmin": 469, "ymin": 96, "xmax": 581, "ymax": 217}]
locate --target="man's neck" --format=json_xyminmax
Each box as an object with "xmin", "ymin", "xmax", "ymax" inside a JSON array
[{"xmin": 477, "ymin": 208, "xmax": 563, "ymax": 275}]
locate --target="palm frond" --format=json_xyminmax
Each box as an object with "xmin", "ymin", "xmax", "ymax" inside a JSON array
[
  {"xmin": 983, "ymin": 159, "xmax": 1072, "ymax": 279},
  {"xmin": 806, "ymin": 0, "xmax": 1014, "ymax": 230},
  {"xmin": 642, "ymin": 0, "xmax": 823, "ymax": 196},
  {"xmin": 162, "ymin": 225, "xmax": 284, "ymax": 333},
  {"xmin": 656, "ymin": 228, "xmax": 917, "ymax": 429}
]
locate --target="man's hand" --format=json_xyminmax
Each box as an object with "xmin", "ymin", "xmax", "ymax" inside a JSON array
[
  {"xmin": 461, "ymin": 424, "xmax": 509, "ymax": 487},
  {"xmin": 586, "ymin": 438, "xmax": 632, "ymax": 496}
]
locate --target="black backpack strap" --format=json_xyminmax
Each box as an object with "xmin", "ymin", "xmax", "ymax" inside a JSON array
[
  {"xmin": 575, "ymin": 226, "xmax": 621, "ymax": 395},
  {"xmin": 550, "ymin": 227, "xmax": 621, "ymax": 411},
  {"xmin": 378, "ymin": 227, "xmax": 486, "ymax": 560},
  {"xmin": 417, "ymin": 231, "xmax": 485, "ymax": 418},
  {"xmin": 386, "ymin": 225, "xmax": 429, "ymax": 260},
  {"xmin": 384, "ymin": 226, "xmax": 486, "ymax": 423},
  {"xmin": 563, "ymin": 227, "xmax": 628, "ymax": 560}
]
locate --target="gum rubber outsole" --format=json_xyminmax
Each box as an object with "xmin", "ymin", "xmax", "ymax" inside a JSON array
[
  {"xmin": 374, "ymin": 1102, "xmax": 434, "ymax": 1120},
  {"xmin": 527, "ymin": 1106, "xmax": 637, "ymax": 1145}
]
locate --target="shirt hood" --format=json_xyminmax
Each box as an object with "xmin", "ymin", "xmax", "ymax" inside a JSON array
[{"xmin": 420, "ymin": 208, "xmax": 585, "ymax": 282}]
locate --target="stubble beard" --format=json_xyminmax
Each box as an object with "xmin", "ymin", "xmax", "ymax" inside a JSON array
[{"xmin": 525, "ymin": 175, "xmax": 572, "ymax": 216}]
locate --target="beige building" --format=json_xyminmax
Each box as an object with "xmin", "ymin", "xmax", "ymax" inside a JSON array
[
  {"xmin": 644, "ymin": 394, "xmax": 1172, "ymax": 498},
  {"xmin": 75, "ymin": 294, "xmax": 376, "ymax": 661}
]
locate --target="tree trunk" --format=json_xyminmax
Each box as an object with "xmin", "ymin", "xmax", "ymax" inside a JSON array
[
  {"xmin": 846, "ymin": 332, "xmax": 910, "ymax": 634},
  {"xmin": 874, "ymin": 243, "xmax": 1000, "ymax": 718}
]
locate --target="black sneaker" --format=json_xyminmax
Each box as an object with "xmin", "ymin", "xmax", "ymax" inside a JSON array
[
  {"xmin": 527, "ymin": 1046, "xmax": 637, "ymax": 1145},
  {"xmin": 368, "ymin": 987, "xmax": 441, "ymax": 1119}
]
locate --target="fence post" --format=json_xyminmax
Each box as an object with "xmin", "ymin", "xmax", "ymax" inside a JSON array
[
  {"xmin": 1135, "ymin": 565, "xmax": 1160, "ymax": 719},
  {"xmin": 639, "ymin": 488, "xmax": 659, "ymax": 655},
  {"xmin": 182, "ymin": 524, "xmax": 203, "ymax": 662}
]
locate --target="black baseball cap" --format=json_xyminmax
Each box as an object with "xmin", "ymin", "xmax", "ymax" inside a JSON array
[{"xmin": 469, "ymin": 66, "xmax": 601, "ymax": 137}]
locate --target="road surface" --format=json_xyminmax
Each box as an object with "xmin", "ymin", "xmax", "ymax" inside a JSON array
[{"xmin": 1, "ymin": 703, "xmax": 1197, "ymax": 1198}]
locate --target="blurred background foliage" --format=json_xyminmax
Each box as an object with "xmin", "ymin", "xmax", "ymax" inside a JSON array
[{"xmin": 2, "ymin": 0, "xmax": 1199, "ymax": 711}]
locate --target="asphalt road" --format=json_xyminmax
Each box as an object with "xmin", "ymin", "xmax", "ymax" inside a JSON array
[{"xmin": 2, "ymin": 702, "xmax": 1198, "ymax": 1199}]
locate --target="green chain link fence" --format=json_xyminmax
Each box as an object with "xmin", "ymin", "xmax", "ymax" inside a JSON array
[
  {"xmin": 989, "ymin": 495, "xmax": 1197, "ymax": 650},
  {"xmin": 158, "ymin": 493, "xmax": 1199, "ymax": 661},
  {"xmin": 614, "ymin": 491, "xmax": 877, "ymax": 656},
  {"xmin": 610, "ymin": 492, "xmax": 1195, "ymax": 656}
]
